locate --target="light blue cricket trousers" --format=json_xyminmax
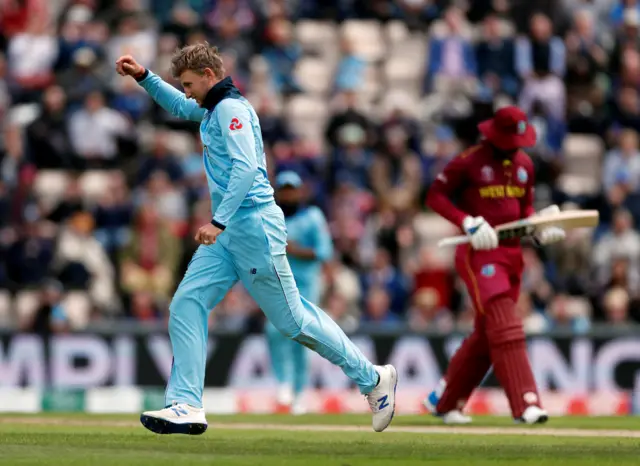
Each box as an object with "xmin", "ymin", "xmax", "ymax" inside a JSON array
[
  {"xmin": 165, "ymin": 201, "xmax": 378, "ymax": 408},
  {"xmin": 264, "ymin": 280, "xmax": 317, "ymax": 397}
]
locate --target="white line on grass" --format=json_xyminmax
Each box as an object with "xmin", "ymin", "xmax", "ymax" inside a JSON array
[{"xmin": 1, "ymin": 418, "xmax": 640, "ymax": 439}]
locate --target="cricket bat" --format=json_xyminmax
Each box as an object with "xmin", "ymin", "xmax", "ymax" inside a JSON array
[{"xmin": 437, "ymin": 209, "xmax": 600, "ymax": 248}]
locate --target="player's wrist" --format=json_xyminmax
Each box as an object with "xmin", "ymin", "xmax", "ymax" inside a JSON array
[
  {"xmin": 211, "ymin": 219, "xmax": 226, "ymax": 230},
  {"xmin": 134, "ymin": 68, "xmax": 149, "ymax": 82}
]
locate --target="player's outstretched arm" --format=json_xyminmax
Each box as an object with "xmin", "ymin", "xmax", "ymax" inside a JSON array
[
  {"xmin": 211, "ymin": 100, "xmax": 259, "ymax": 230},
  {"xmin": 116, "ymin": 55, "xmax": 205, "ymax": 122}
]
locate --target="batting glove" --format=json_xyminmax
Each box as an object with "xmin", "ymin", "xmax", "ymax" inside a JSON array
[
  {"xmin": 463, "ymin": 216, "xmax": 498, "ymax": 250},
  {"xmin": 532, "ymin": 205, "xmax": 566, "ymax": 245}
]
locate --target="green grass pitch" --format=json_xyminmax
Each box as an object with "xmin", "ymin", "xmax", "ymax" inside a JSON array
[{"xmin": 1, "ymin": 414, "xmax": 639, "ymax": 465}]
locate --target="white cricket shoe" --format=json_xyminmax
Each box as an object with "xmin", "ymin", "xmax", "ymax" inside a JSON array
[
  {"xmin": 442, "ymin": 410, "xmax": 473, "ymax": 424},
  {"xmin": 291, "ymin": 397, "xmax": 307, "ymax": 416},
  {"xmin": 423, "ymin": 381, "xmax": 473, "ymax": 424},
  {"xmin": 518, "ymin": 406, "xmax": 549, "ymax": 425},
  {"xmin": 277, "ymin": 384, "xmax": 294, "ymax": 407},
  {"xmin": 365, "ymin": 365, "xmax": 398, "ymax": 432},
  {"xmin": 140, "ymin": 402, "xmax": 208, "ymax": 435}
]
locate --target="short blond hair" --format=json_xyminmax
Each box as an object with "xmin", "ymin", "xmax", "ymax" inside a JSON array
[{"xmin": 171, "ymin": 42, "xmax": 225, "ymax": 79}]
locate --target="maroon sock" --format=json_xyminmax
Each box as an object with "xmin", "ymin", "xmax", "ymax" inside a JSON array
[
  {"xmin": 436, "ymin": 329, "xmax": 492, "ymax": 413},
  {"xmin": 486, "ymin": 297, "xmax": 541, "ymax": 418}
]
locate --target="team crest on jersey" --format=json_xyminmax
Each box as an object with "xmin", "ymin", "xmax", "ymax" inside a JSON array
[
  {"xmin": 481, "ymin": 264, "xmax": 496, "ymax": 277},
  {"xmin": 229, "ymin": 117, "xmax": 243, "ymax": 131},
  {"xmin": 481, "ymin": 165, "xmax": 494, "ymax": 182},
  {"xmin": 517, "ymin": 166, "xmax": 528, "ymax": 184}
]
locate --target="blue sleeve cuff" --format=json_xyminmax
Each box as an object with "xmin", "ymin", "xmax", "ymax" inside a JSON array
[
  {"xmin": 211, "ymin": 219, "xmax": 226, "ymax": 230},
  {"xmin": 135, "ymin": 69, "xmax": 150, "ymax": 82}
]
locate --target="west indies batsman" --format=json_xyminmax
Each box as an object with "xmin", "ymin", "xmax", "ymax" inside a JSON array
[{"xmin": 424, "ymin": 106, "xmax": 566, "ymax": 424}]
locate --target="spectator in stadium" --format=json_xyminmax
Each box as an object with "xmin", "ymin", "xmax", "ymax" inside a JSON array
[
  {"xmin": 4, "ymin": 218, "xmax": 55, "ymax": 287},
  {"xmin": 602, "ymin": 129, "xmax": 640, "ymax": 193},
  {"xmin": 361, "ymin": 286, "xmax": 403, "ymax": 327},
  {"xmin": 609, "ymin": 8, "xmax": 640, "ymax": 78},
  {"xmin": 206, "ymin": 0, "xmax": 254, "ymax": 72},
  {"xmin": 45, "ymin": 177, "xmax": 84, "ymax": 224},
  {"xmin": 564, "ymin": 9, "xmax": 608, "ymax": 132},
  {"xmin": 370, "ymin": 124, "xmax": 422, "ymax": 217},
  {"xmin": 119, "ymin": 204, "xmax": 182, "ymax": 302},
  {"xmin": 545, "ymin": 294, "xmax": 592, "ymax": 334},
  {"xmin": 593, "ymin": 208, "xmax": 640, "ymax": 285},
  {"xmin": 378, "ymin": 106, "xmax": 422, "ymax": 156},
  {"xmin": 424, "ymin": 6, "xmax": 477, "ymax": 94},
  {"xmin": 422, "ymin": 125, "xmax": 457, "ymax": 186},
  {"xmin": 475, "ymin": 14, "xmax": 518, "ymax": 98},
  {"xmin": 55, "ymin": 8, "xmax": 102, "ymax": 73},
  {"xmin": 136, "ymin": 130, "xmax": 184, "ymax": 186},
  {"xmin": 6, "ymin": 15, "xmax": 58, "ymax": 103},
  {"xmin": 320, "ymin": 257, "xmax": 362, "ymax": 323},
  {"xmin": 135, "ymin": 170, "xmax": 188, "ymax": 231},
  {"xmin": 521, "ymin": 246, "xmax": 555, "ymax": 312},
  {"xmin": 130, "ymin": 290, "xmax": 162, "ymax": 321},
  {"xmin": 407, "ymin": 288, "xmax": 454, "ymax": 332},
  {"xmin": 51, "ymin": 210, "xmax": 117, "ymax": 312},
  {"xmin": 325, "ymin": 91, "xmax": 374, "ymax": 150},
  {"xmin": 334, "ymin": 36, "xmax": 366, "ymax": 93},
  {"xmin": 93, "ymin": 172, "xmax": 134, "ymax": 256},
  {"xmin": 516, "ymin": 13, "xmax": 567, "ymax": 120},
  {"xmin": 395, "ymin": 0, "xmax": 440, "ymax": 29},
  {"xmin": 262, "ymin": 17, "xmax": 303, "ymax": 94},
  {"xmin": 25, "ymin": 85, "xmax": 77, "ymax": 169},
  {"xmin": 610, "ymin": 0, "xmax": 640, "ymax": 27},
  {"xmin": 602, "ymin": 286, "xmax": 632, "ymax": 324},
  {"xmin": 610, "ymin": 86, "xmax": 640, "ymax": 136},
  {"xmin": 328, "ymin": 123, "xmax": 372, "ymax": 192},
  {"xmin": 361, "ymin": 247, "xmax": 408, "ymax": 315},
  {"xmin": 106, "ymin": 13, "xmax": 157, "ymax": 88},
  {"xmin": 21, "ymin": 278, "xmax": 68, "ymax": 335},
  {"xmin": 68, "ymin": 90, "xmax": 131, "ymax": 169}
]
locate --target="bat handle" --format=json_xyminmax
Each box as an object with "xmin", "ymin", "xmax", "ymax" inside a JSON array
[{"xmin": 437, "ymin": 235, "xmax": 470, "ymax": 247}]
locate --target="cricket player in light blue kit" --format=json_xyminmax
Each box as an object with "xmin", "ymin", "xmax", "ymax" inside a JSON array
[
  {"xmin": 115, "ymin": 44, "xmax": 397, "ymax": 435},
  {"xmin": 266, "ymin": 171, "xmax": 333, "ymax": 415}
]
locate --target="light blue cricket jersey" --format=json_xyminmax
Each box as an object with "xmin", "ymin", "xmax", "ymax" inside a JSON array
[
  {"xmin": 137, "ymin": 71, "xmax": 274, "ymax": 228},
  {"xmin": 285, "ymin": 206, "xmax": 333, "ymax": 298}
]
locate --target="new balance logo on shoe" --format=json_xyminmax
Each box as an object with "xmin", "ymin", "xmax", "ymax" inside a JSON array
[
  {"xmin": 171, "ymin": 406, "xmax": 189, "ymax": 416},
  {"xmin": 378, "ymin": 395, "xmax": 389, "ymax": 410}
]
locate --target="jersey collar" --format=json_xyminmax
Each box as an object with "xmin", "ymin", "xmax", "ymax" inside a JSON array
[{"xmin": 202, "ymin": 76, "xmax": 242, "ymax": 111}]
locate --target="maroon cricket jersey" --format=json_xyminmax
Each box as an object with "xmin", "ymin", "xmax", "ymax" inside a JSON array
[{"xmin": 426, "ymin": 143, "xmax": 536, "ymax": 243}]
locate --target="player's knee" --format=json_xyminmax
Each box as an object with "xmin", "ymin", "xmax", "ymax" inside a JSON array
[{"xmin": 485, "ymin": 296, "xmax": 525, "ymax": 346}]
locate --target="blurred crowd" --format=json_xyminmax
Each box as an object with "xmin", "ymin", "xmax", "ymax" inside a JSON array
[{"xmin": 1, "ymin": 0, "xmax": 640, "ymax": 335}]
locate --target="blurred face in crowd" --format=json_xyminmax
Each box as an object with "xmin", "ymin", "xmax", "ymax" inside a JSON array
[
  {"xmin": 619, "ymin": 87, "xmax": 639, "ymax": 114},
  {"xmin": 85, "ymin": 91, "xmax": 105, "ymax": 113},
  {"xmin": 574, "ymin": 10, "xmax": 593, "ymax": 38},
  {"xmin": 530, "ymin": 14, "xmax": 552, "ymax": 41},
  {"xmin": 270, "ymin": 18, "xmax": 293, "ymax": 45},
  {"xmin": 44, "ymin": 85, "xmax": 66, "ymax": 114},
  {"xmin": 619, "ymin": 129, "xmax": 639, "ymax": 155},
  {"xmin": 483, "ymin": 15, "xmax": 501, "ymax": 40},
  {"xmin": 277, "ymin": 185, "xmax": 303, "ymax": 217},
  {"xmin": 69, "ymin": 212, "xmax": 95, "ymax": 236},
  {"xmin": 613, "ymin": 209, "xmax": 632, "ymax": 234},
  {"xmin": 137, "ymin": 205, "xmax": 160, "ymax": 228},
  {"xmin": 444, "ymin": 7, "xmax": 463, "ymax": 34},
  {"xmin": 180, "ymin": 68, "xmax": 219, "ymax": 107},
  {"xmin": 366, "ymin": 288, "xmax": 391, "ymax": 321},
  {"xmin": 604, "ymin": 288, "xmax": 629, "ymax": 324},
  {"xmin": 118, "ymin": 16, "xmax": 140, "ymax": 36}
]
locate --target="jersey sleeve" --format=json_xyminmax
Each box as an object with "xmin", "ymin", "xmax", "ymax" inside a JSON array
[
  {"xmin": 211, "ymin": 99, "xmax": 258, "ymax": 228},
  {"xmin": 137, "ymin": 70, "xmax": 206, "ymax": 122},
  {"xmin": 426, "ymin": 151, "xmax": 472, "ymax": 228},
  {"xmin": 309, "ymin": 207, "xmax": 333, "ymax": 262}
]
